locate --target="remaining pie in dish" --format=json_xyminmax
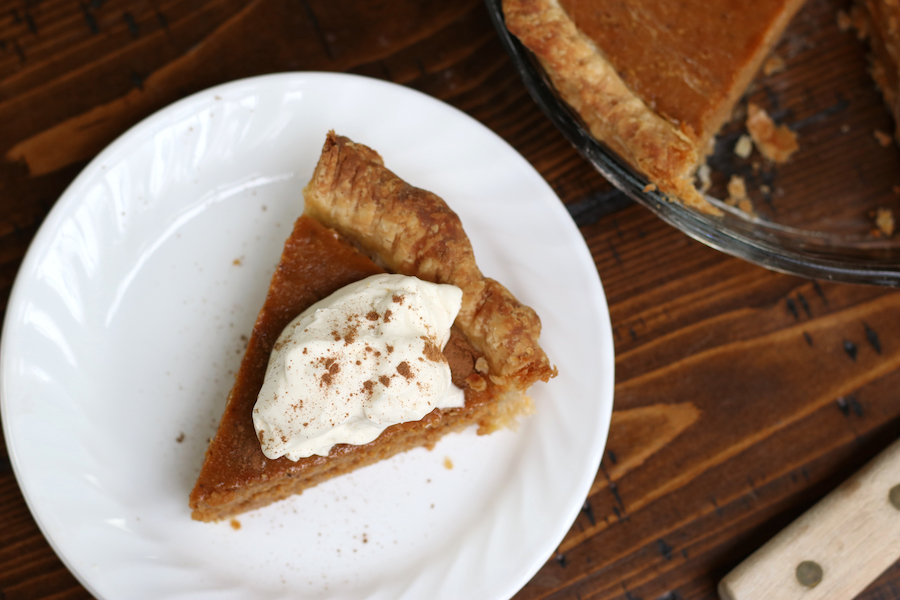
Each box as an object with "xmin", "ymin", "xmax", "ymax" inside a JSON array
[
  {"xmin": 501, "ymin": 0, "xmax": 807, "ymax": 212},
  {"xmin": 857, "ymin": 0, "xmax": 900, "ymax": 141},
  {"xmin": 189, "ymin": 132, "xmax": 556, "ymax": 522}
]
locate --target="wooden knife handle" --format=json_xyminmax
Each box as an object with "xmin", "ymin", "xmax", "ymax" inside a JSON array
[{"xmin": 718, "ymin": 437, "xmax": 900, "ymax": 600}]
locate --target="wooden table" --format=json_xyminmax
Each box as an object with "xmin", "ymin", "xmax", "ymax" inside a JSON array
[{"xmin": 1, "ymin": 0, "xmax": 899, "ymax": 598}]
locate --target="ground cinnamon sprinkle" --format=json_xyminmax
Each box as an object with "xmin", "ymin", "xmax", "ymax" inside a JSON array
[
  {"xmin": 420, "ymin": 336, "xmax": 444, "ymax": 362},
  {"xmin": 396, "ymin": 361, "xmax": 413, "ymax": 379}
]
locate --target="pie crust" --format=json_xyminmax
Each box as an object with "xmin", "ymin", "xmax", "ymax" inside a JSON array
[
  {"xmin": 858, "ymin": 0, "xmax": 900, "ymax": 141},
  {"xmin": 502, "ymin": 0, "xmax": 807, "ymax": 213},
  {"xmin": 189, "ymin": 133, "xmax": 556, "ymax": 521}
]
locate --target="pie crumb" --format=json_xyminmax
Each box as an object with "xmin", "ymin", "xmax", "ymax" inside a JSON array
[
  {"xmin": 736, "ymin": 198, "xmax": 755, "ymax": 214},
  {"xmin": 695, "ymin": 164, "xmax": 712, "ymax": 194},
  {"xmin": 474, "ymin": 356, "xmax": 489, "ymax": 374},
  {"xmin": 643, "ymin": 183, "xmax": 657, "ymax": 193},
  {"xmin": 443, "ymin": 457, "xmax": 454, "ymax": 470},
  {"xmin": 843, "ymin": 5, "xmax": 868, "ymax": 39},
  {"xmin": 734, "ymin": 134, "xmax": 754, "ymax": 158},
  {"xmin": 746, "ymin": 103, "xmax": 799, "ymax": 163},
  {"xmin": 763, "ymin": 53, "xmax": 786, "ymax": 76},
  {"xmin": 726, "ymin": 175, "xmax": 756, "ymax": 216},
  {"xmin": 874, "ymin": 130, "xmax": 894, "ymax": 147},
  {"xmin": 727, "ymin": 175, "xmax": 748, "ymax": 201},
  {"xmin": 230, "ymin": 519, "xmax": 241, "ymax": 530},
  {"xmin": 873, "ymin": 207, "xmax": 895, "ymax": 237},
  {"xmin": 465, "ymin": 373, "xmax": 487, "ymax": 391},
  {"xmin": 836, "ymin": 9, "xmax": 852, "ymax": 31}
]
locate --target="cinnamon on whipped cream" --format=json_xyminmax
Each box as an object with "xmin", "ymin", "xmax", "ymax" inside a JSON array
[{"xmin": 252, "ymin": 274, "xmax": 465, "ymax": 460}]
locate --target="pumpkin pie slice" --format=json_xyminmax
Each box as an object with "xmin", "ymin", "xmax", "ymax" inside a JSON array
[
  {"xmin": 189, "ymin": 132, "xmax": 556, "ymax": 522},
  {"xmin": 502, "ymin": 0, "xmax": 808, "ymax": 212}
]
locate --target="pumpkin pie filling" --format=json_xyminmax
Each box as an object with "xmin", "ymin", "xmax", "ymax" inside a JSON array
[
  {"xmin": 502, "ymin": 0, "xmax": 807, "ymax": 211},
  {"xmin": 558, "ymin": 0, "xmax": 803, "ymax": 146}
]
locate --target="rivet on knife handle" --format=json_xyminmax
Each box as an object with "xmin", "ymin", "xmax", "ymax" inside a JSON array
[
  {"xmin": 795, "ymin": 561, "xmax": 822, "ymax": 587},
  {"xmin": 890, "ymin": 483, "xmax": 900, "ymax": 510},
  {"xmin": 718, "ymin": 437, "xmax": 900, "ymax": 600}
]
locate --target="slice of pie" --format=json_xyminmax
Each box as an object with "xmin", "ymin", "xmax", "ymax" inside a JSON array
[
  {"xmin": 189, "ymin": 132, "xmax": 556, "ymax": 522},
  {"xmin": 502, "ymin": 0, "xmax": 808, "ymax": 212}
]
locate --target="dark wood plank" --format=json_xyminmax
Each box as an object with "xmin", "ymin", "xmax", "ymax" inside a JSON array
[{"xmin": 1, "ymin": 0, "xmax": 899, "ymax": 599}]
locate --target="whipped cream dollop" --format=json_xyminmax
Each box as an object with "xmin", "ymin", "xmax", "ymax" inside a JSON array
[{"xmin": 252, "ymin": 273, "xmax": 466, "ymax": 460}]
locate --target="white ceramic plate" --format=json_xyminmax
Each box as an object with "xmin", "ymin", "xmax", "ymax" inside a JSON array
[{"xmin": 0, "ymin": 73, "xmax": 614, "ymax": 600}]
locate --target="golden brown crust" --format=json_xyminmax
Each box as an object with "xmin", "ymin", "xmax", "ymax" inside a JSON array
[
  {"xmin": 303, "ymin": 132, "xmax": 556, "ymax": 389},
  {"xmin": 859, "ymin": 0, "xmax": 900, "ymax": 140},
  {"xmin": 501, "ymin": 0, "xmax": 713, "ymax": 213}
]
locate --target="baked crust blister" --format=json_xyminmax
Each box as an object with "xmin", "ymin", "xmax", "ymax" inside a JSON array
[
  {"xmin": 501, "ymin": 0, "xmax": 711, "ymax": 212},
  {"xmin": 303, "ymin": 132, "xmax": 557, "ymax": 388}
]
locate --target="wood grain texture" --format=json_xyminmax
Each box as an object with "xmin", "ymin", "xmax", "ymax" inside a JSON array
[{"xmin": 0, "ymin": 0, "xmax": 899, "ymax": 599}]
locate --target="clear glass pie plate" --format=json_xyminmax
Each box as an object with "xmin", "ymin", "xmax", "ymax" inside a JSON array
[{"xmin": 487, "ymin": 0, "xmax": 900, "ymax": 286}]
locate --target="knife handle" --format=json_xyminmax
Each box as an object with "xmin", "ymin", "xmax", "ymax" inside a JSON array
[{"xmin": 718, "ymin": 437, "xmax": 900, "ymax": 600}]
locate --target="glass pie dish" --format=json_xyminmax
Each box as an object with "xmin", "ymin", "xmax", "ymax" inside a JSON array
[{"xmin": 487, "ymin": 0, "xmax": 900, "ymax": 286}]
